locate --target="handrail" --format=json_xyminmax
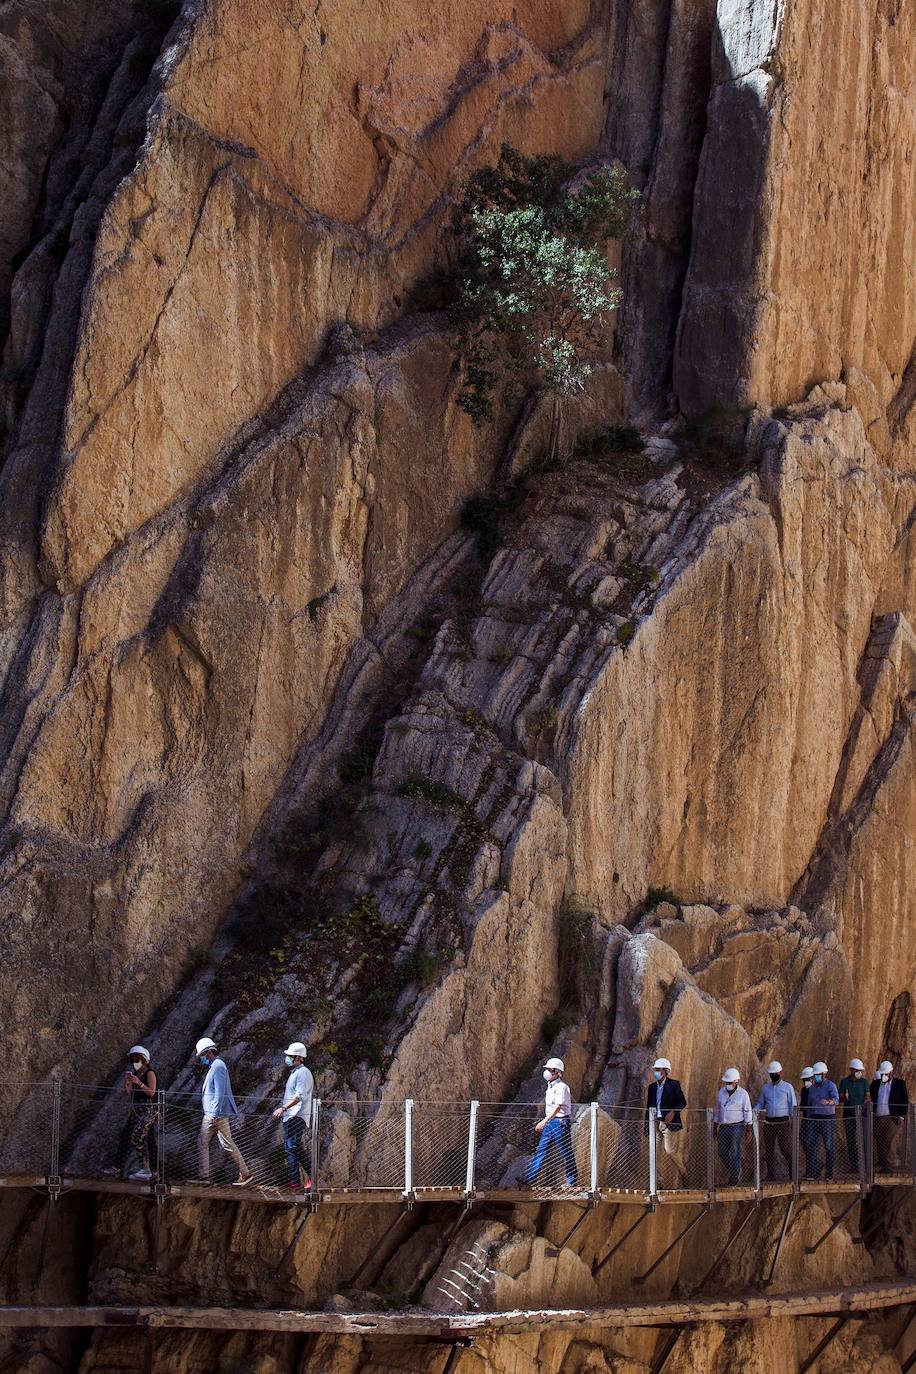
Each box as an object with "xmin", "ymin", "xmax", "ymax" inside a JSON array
[{"xmin": 0, "ymin": 1088, "xmax": 911, "ymax": 1203}]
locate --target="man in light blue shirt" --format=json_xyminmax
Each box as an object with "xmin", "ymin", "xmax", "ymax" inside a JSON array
[
  {"xmin": 805, "ymin": 1060, "xmax": 840, "ymax": 1180},
  {"xmin": 195, "ymin": 1037, "xmax": 252, "ymax": 1185},
  {"xmin": 756, "ymin": 1060, "xmax": 797, "ymax": 1181}
]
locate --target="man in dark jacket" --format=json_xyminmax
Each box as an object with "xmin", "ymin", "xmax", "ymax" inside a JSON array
[
  {"xmin": 870, "ymin": 1060, "xmax": 909, "ymax": 1173},
  {"xmin": 645, "ymin": 1057, "xmax": 687, "ymax": 1177}
]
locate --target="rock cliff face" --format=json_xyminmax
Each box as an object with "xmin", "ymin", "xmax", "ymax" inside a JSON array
[{"xmin": 0, "ymin": 0, "xmax": 914, "ymax": 1372}]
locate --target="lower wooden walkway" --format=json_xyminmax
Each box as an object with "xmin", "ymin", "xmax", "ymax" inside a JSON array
[{"xmin": 1, "ymin": 1278, "xmax": 914, "ymax": 1336}]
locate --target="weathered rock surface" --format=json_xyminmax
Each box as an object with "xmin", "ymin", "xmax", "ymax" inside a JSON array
[{"xmin": 0, "ymin": 0, "xmax": 914, "ymax": 1372}]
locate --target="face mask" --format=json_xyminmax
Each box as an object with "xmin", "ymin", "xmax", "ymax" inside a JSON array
[
  {"xmin": 199, "ymin": 1056, "xmax": 210, "ymax": 1067},
  {"xmin": 853, "ymin": 1071, "xmax": 863, "ymax": 1079},
  {"xmin": 543, "ymin": 1069, "xmax": 555, "ymax": 1081},
  {"xmin": 725, "ymin": 1084, "xmax": 737, "ymax": 1094},
  {"xmin": 882, "ymin": 1074, "xmax": 891, "ymax": 1083},
  {"xmin": 814, "ymin": 1075, "xmax": 823, "ymax": 1084},
  {"xmin": 285, "ymin": 1055, "xmax": 295, "ymax": 1067},
  {"xmin": 769, "ymin": 1073, "xmax": 780, "ymax": 1084},
  {"xmin": 653, "ymin": 1071, "xmax": 663, "ymax": 1083}
]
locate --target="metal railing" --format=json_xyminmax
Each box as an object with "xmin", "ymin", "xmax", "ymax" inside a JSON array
[{"xmin": 1, "ymin": 1086, "xmax": 914, "ymax": 1201}]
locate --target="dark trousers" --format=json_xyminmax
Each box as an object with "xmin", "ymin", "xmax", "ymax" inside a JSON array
[
  {"xmin": 527, "ymin": 1117, "xmax": 577, "ymax": 1187},
  {"xmin": 118, "ymin": 1105, "xmax": 159, "ymax": 1176},
  {"xmin": 843, "ymin": 1113, "xmax": 861, "ymax": 1175},
  {"xmin": 717, "ymin": 1123, "xmax": 745, "ymax": 1185},
  {"xmin": 762, "ymin": 1118, "xmax": 792, "ymax": 1180},
  {"xmin": 283, "ymin": 1117, "xmax": 310, "ymax": 1185},
  {"xmin": 806, "ymin": 1117, "xmax": 835, "ymax": 1179},
  {"xmin": 874, "ymin": 1116, "xmax": 903, "ymax": 1173}
]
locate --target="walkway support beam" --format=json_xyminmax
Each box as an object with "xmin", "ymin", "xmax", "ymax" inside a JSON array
[
  {"xmin": 635, "ymin": 1206, "xmax": 710, "ymax": 1286},
  {"xmin": 592, "ymin": 1207, "xmax": 652, "ymax": 1277}
]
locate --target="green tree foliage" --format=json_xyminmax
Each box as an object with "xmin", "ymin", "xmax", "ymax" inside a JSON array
[{"xmin": 448, "ymin": 145, "xmax": 639, "ymax": 446}]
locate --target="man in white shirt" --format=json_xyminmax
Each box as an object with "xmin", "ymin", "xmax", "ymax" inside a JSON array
[
  {"xmin": 526, "ymin": 1057, "xmax": 577, "ymax": 1188},
  {"xmin": 714, "ymin": 1067, "xmax": 752, "ymax": 1185},
  {"xmin": 272, "ymin": 1041, "xmax": 314, "ymax": 1189}
]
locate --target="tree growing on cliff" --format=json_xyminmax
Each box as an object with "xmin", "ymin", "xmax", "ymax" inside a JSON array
[{"xmin": 448, "ymin": 145, "xmax": 639, "ymax": 457}]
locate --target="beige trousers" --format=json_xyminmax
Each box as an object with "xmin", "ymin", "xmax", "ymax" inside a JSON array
[{"xmin": 198, "ymin": 1116, "xmax": 249, "ymax": 1179}]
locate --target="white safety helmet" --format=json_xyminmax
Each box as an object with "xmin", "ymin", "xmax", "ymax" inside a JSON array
[
  {"xmin": 767, "ymin": 1061, "xmax": 783, "ymax": 1074},
  {"xmin": 195, "ymin": 1037, "xmax": 217, "ymax": 1056},
  {"xmin": 653, "ymin": 1057, "xmax": 671, "ymax": 1071},
  {"xmin": 812, "ymin": 1061, "xmax": 828, "ymax": 1075},
  {"xmin": 877, "ymin": 1060, "xmax": 894, "ymax": 1076},
  {"xmin": 128, "ymin": 1045, "xmax": 150, "ymax": 1061},
  {"xmin": 801, "ymin": 1066, "xmax": 814, "ymax": 1080},
  {"xmin": 285, "ymin": 1042, "xmax": 308, "ymax": 1059},
  {"xmin": 848, "ymin": 1057, "xmax": 865, "ymax": 1072},
  {"xmin": 721, "ymin": 1067, "xmax": 741, "ymax": 1084},
  {"xmin": 544, "ymin": 1057, "xmax": 565, "ymax": 1073}
]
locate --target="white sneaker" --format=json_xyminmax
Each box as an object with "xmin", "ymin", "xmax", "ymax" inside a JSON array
[
  {"xmin": 129, "ymin": 1168, "xmax": 153, "ymax": 1181},
  {"xmin": 232, "ymin": 1174, "xmax": 254, "ymax": 1187}
]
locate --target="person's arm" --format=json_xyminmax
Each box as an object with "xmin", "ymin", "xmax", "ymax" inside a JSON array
[
  {"xmin": 273, "ymin": 1073, "xmax": 302, "ymax": 1120},
  {"xmin": 125, "ymin": 1069, "xmax": 156, "ymax": 1098},
  {"xmin": 743, "ymin": 1092, "xmax": 753, "ymax": 1129}
]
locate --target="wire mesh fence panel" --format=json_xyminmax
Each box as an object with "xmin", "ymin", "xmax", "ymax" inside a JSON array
[
  {"xmin": 601, "ymin": 1108, "xmax": 649, "ymax": 1194},
  {"xmin": 317, "ymin": 1101, "xmax": 405, "ymax": 1190},
  {"xmin": 0, "ymin": 1083, "xmax": 56, "ymax": 1176},
  {"xmin": 712, "ymin": 1115, "xmax": 756, "ymax": 1191},
  {"xmin": 654, "ymin": 1109, "xmax": 711, "ymax": 1194},
  {"xmin": 871, "ymin": 1105, "xmax": 912, "ymax": 1179},
  {"xmin": 800, "ymin": 1108, "xmax": 860, "ymax": 1184},
  {"xmin": 757, "ymin": 1113, "xmax": 795, "ymax": 1184},
  {"xmin": 156, "ymin": 1092, "xmax": 279, "ymax": 1187},
  {"xmin": 58, "ymin": 1085, "xmax": 133, "ymax": 1180},
  {"xmin": 412, "ymin": 1102, "xmax": 471, "ymax": 1190},
  {"xmin": 472, "ymin": 1102, "xmax": 587, "ymax": 1193},
  {"xmin": 473, "ymin": 1103, "xmax": 536, "ymax": 1190}
]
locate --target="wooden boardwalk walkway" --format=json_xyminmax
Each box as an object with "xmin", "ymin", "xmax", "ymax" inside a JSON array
[{"xmin": 0, "ymin": 1278, "xmax": 914, "ymax": 1336}]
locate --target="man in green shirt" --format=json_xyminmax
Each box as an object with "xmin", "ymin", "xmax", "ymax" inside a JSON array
[{"xmin": 839, "ymin": 1056, "xmax": 869, "ymax": 1175}]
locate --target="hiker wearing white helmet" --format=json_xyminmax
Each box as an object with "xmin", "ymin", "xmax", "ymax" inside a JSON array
[
  {"xmin": 194, "ymin": 1037, "xmax": 252, "ymax": 1187},
  {"xmin": 644, "ymin": 1057, "xmax": 687, "ymax": 1166},
  {"xmin": 756, "ymin": 1061, "xmax": 796, "ymax": 1181},
  {"xmin": 272, "ymin": 1042, "xmax": 314, "ymax": 1189},
  {"xmin": 838, "ymin": 1057, "xmax": 869, "ymax": 1174},
  {"xmin": 805, "ymin": 1060, "xmax": 839, "ymax": 1180},
  {"xmin": 527, "ymin": 1057, "xmax": 577, "ymax": 1188},
  {"xmin": 120, "ymin": 1045, "xmax": 158, "ymax": 1181},
  {"xmin": 714, "ymin": 1068, "xmax": 752, "ymax": 1186},
  {"xmin": 869, "ymin": 1060, "xmax": 909, "ymax": 1173}
]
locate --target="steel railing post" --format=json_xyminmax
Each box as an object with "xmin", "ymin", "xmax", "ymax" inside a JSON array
[
  {"xmin": 648, "ymin": 1108, "xmax": 657, "ymax": 1200},
  {"xmin": 310, "ymin": 1098, "xmax": 321, "ymax": 1192},
  {"xmin": 404, "ymin": 1099, "xmax": 414, "ymax": 1198},
  {"xmin": 589, "ymin": 1101, "xmax": 599, "ymax": 1196},
  {"xmin": 856, "ymin": 1105, "xmax": 866, "ymax": 1192},
  {"xmin": 753, "ymin": 1109, "xmax": 761, "ymax": 1197},
  {"xmin": 911, "ymin": 1103, "xmax": 916, "ymax": 1184},
  {"xmin": 49, "ymin": 1081, "xmax": 62, "ymax": 1186},
  {"xmin": 464, "ymin": 1101, "xmax": 479, "ymax": 1198},
  {"xmin": 156, "ymin": 1089, "xmax": 167, "ymax": 1185},
  {"xmin": 706, "ymin": 1109, "xmax": 716, "ymax": 1198},
  {"xmin": 865, "ymin": 1099, "xmax": 874, "ymax": 1189}
]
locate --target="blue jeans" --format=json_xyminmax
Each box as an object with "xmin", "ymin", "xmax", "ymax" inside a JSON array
[
  {"xmin": 283, "ymin": 1117, "xmax": 310, "ymax": 1185},
  {"xmin": 717, "ymin": 1123, "xmax": 744, "ymax": 1185},
  {"xmin": 527, "ymin": 1117, "xmax": 577, "ymax": 1187},
  {"xmin": 806, "ymin": 1117, "xmax": 835, "ymax": 1179}
]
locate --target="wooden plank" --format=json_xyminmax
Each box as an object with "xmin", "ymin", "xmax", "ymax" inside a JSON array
[{"xmin": 1, "ymin": 1279, "xmax": 915, "ymax": 1337}]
